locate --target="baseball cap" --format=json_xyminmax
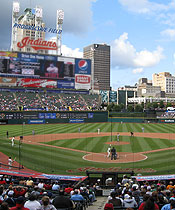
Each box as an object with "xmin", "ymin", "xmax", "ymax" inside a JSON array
[
  {"xmin": 104, "ymin": 203, "xmax": 113, "ymax": 210},
  {"xmin": 147, "ymin": 186, "xmax": 151, "ymax": 190},
  {"xmin": 170, "ymin": 197, "xmax": 175, "ymax": 201},
  {"xmin": 16, "ymin": 196, "xmax": 25, "ymax": 204},
  {"xmin": 124, "ymin": 194, "xmax": 130, "ymax": 199},
  {"xmin": 8, "ymin": 190, "xmax": 14, "ymax": 196}
]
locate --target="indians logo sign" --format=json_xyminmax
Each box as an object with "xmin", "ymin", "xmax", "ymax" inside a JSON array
[{"xmin": 17, "ymin": 37, "xmax": 58, "ymax": 51}]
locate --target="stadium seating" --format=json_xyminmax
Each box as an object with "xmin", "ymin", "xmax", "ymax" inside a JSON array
[
  {"xmin": 0, "ymin": 90, "xmax": 100, "ymax": 111},
  {"xmin": 0, "ymin": 91, "xmax": 18, "ymax": 111},
  {"xmin": 15, "ymin": 92, "xmax": 43, "ymax": 110},
  {"xmin": 39, "ymin": 92, "xmax": 65, "ymax": 111}
]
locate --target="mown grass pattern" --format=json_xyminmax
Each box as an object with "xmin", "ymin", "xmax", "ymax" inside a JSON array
[{"xmin": 0, "ymin": 122, "xmax": 175, "ymax": 175}]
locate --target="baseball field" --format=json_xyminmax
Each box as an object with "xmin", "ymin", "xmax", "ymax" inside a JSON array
[{"xmin": 0, "ymin": 122, "xmax": 175, "ymax": 176}]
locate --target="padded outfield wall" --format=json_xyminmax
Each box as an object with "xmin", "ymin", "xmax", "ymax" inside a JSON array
[{"xmin": 0, "ymin": 111, "xmax": 108, "ymax": 124}]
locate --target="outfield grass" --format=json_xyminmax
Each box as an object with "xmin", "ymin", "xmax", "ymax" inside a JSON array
[{"xmin": 0, "ymin": 122, "xmax": 175, "ymax": 176}]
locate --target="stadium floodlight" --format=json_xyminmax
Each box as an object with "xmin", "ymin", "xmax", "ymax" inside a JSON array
[
  {"xmin": 56, "ymin": 9, "xmax": 64, "ymax": 55},
  {"xmin": 13, "ymin": 1, "xmax": 20, "ymax": 13},
  {"xmin": 35, "ymin": 7, "xmax": 43, "ymax": 18},
  {"xmin": 57, "ymin": 9, "xmax": 64, "ymax": 24}
]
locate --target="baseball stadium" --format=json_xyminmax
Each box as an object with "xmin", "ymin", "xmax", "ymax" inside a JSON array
[{"xmin": 1, "ymin": 2, "xmax": 175, "ymax": 210}]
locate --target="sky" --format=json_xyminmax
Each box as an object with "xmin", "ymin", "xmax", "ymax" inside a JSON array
[{"xmin": 1, "ymin": 0, "xmax": 175, "ymax": 90}]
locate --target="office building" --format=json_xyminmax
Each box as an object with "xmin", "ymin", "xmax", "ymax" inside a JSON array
[{"xmin": 83, "ymin": 44, "xmax": 110, "ymax": 91}]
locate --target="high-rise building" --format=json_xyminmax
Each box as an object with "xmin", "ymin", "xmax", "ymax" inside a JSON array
[
  {"xmin": 83, "ymin": 44, "xmax": 110, "ymax": 91},
  {"xmin": 152, "ymin": 72, "xmax": 175, "ymax": 97}
]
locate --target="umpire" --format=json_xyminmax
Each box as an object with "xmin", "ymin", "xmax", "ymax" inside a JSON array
[{"xmin": 111, "ymin": 147, "xmax": 117, "ymax": 160}]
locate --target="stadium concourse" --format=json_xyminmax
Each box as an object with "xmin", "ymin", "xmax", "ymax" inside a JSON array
[
  {"xmin": 1, "ymin": 173, "xmax": 175, "ymax": 210},
  {"xmin": 0, "ymin": 90, "xmax": 99, "ymax": 111}
]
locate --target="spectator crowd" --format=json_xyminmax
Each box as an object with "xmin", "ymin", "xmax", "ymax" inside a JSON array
[{"xmin": 1, "ymin": 174, "xmax": 175, "ymax": 210}]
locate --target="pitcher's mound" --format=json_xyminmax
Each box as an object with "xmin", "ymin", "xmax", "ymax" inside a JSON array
[{"xmin": 83, "ymin": 152, "xmax": 147, "ymax": 163}]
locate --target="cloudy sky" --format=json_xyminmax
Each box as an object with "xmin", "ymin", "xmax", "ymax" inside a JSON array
[{"xmin": 1, "ymin": 0, "xmax": 175, "ymax": 89}]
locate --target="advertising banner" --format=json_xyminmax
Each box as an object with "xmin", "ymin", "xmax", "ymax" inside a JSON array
[
  {"xmin": 136, "ymin": 174, "xmax": 175, "ymax": 181},
  {"xmin": 75, "ymin": 59, "xmax": 91, "ymax": 75},
  {"xmin": 75, "ymin": 74, "xmax": 91, "ymax": 90},
  {"xmin": 100, "ymin": 90, "xmax": 108, "ymax": 103},
  {"xmin": 17, "ymin": 78, "xmax": 57, "ymax": 88},
  {"xmin": 0, "ymin": 77, "xmax": 16, "ymax": 86},
  {"xmin": 109, "ymin": 91, "xmax": 117, "ymax": 103},
  {"xmin": 0, "ymin": 53, "xmax": 75, "ymax": 81},
  {"xmin": 28, "ymin": 119, "xmax": 45, "ymax": 124},
  {"xmin": 0, "ymin": 51, "xmax": 17, "ymax": 58},
  {"xmin": 69, "ymin": 119, "xmax": 84, "ymax": 123},
  {"xmin": 57, "ymin": 79, "xmax": 75, "ymax": 89},
  {"xmin": 38, "ymin": 113, "xmax": 56, "ymax": 119}
]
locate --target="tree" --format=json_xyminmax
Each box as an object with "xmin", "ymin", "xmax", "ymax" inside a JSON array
[
  {"xmin": 166, "ymin": 102, "xmax": 172, "ymax": 108},
  {"xmin": 135, "ymin": 104, "xmax": 143, "ymax": 112},
  {"xmin": 127, "ymin": 105, "xmax": 134, "ymax": 112},
  {"xmin": 146, "ymin": 102, "xmax": 152, "ymax": 110},
  {"xmin": 113, "ymin": 104, "xmax": 121, "ymax": 112},
  {"xmin": 107, "ymin": 103, "xmax": 115, "ymax": 111},
  {"xmin": 152, "ymin": 102, "xmax": 158, "ymax": 109},
  {"xmin": 119, "ymin": 103, "xmax": 125, "ymax": 110},
  {"xmin": 159, "ymin": 101, "xmax": 164, "ymax": 109}
]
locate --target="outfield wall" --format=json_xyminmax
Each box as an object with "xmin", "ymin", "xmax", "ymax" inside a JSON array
[
  {"xmin": 108, "ymin": 118, "xmax": 175, "ymax": 123},
  {"xmin": 0, "ymin": 111, "xmax": 108, "ymax": 124}
]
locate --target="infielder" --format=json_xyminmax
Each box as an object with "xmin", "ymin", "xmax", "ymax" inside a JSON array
[
  {"xmin": 117, "ymin": 133, "xmax": 120, "ymax": 142},
  {"xmin": 11, "ymin": 136, "xmax": 15, "ymax": 147},
  {"xmin": 107, "ymin": 145, "xmax": 111, "ymax": 158}
]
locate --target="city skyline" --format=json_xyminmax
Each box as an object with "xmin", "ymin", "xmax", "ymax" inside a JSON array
[{"xmin": 1, "ymin": 0, "xmax": 175, "ymax": 90}]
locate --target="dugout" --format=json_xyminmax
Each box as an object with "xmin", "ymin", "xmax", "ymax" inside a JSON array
[{"xmin": 86, "ymin": 171, "xmax": 134, "ymax": 187}]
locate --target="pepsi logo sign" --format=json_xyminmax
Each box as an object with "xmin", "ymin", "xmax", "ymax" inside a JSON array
[{"xmin": 78, "ymin": 60, "xmax": 88, "ymax": 71}]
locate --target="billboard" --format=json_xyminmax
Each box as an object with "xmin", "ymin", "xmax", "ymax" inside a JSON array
[
  {"xmin": 17, "ymin": 78, "xmax": 57, "ymax": 88},
  {"xmin": 75, "ymin": 59, "xmax": 91, "ymax": 75},
  {"xmin": 57, "ymin": 79, "xmax": 75, "ymax": 89},
  {"xmin": 75, "ymin": 59, "xmax": 91, "ymax": 90},
  {"xmin": 109, "ymin": 91, "xmax": 117, "ymax": 103},
  {"xmin": 75, "ymin": 74, "xmax": 91, "ymax": 90},
  {"xmin": 0, "ymin": 53, "xmax": 75, "ymax": 80},
  {"xmin": 100, "ymin": 90, "xmax": 108, "ymax": 103},
  {"xmin": 0, "ymin": 52, "xmax": 92, "ymax": 90},
  {"xmin": 0, "ymin": 77, "xmax": 17, "ymax": 86}
]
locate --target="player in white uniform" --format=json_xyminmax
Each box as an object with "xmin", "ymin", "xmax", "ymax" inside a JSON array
[
  {"xmin": 8, "ymin": 157, "xmax": 16, "ymax": 169},
  {"xmin": 107, "ymin": 145, "xmax": 111, "ymax": 158},
  {"xmin": 117, "ymin": 133, "xmax": 120, "ymax": 142},
  {"xmin": 11, "ymin": 136, "xmax": 15, "ymax": 147}
]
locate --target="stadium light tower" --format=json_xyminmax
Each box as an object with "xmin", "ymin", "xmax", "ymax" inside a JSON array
[
  {"xmin": 11, "ymin": 1, "xmax": 20, "ymax": 51},
  {"xmin": 56, "ymin": 9, "xmax": 64, "ymax": 55}
]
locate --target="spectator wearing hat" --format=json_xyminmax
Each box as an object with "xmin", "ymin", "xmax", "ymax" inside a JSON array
[
  {"xmin": 146, "ymin": 186, "xmax": 152, "ymax": 196},
  {"xmin": 71, "ymin": 189, "xmax": 85, "ymax": 202},
  {"xmin": 52, "ymin": 182, "xmax": 60, "ymax": 191},
  {"xmin": 4, "ymin": 191, "xmax": 15, "ymax": 207},
  {"xmin": 123, "ymin": 194, "xmax": 137, "ymax": 209},
  {"xmin": 10, "ymin": 196, "xmax": 29, "ymax": 210},
  {"xmin": 64, "ymin": 184, "xmax": 73, "ymax": 195},
  {"xmin": 104, "ymin": 203, "xmax": 114, "ymax": 210}
]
